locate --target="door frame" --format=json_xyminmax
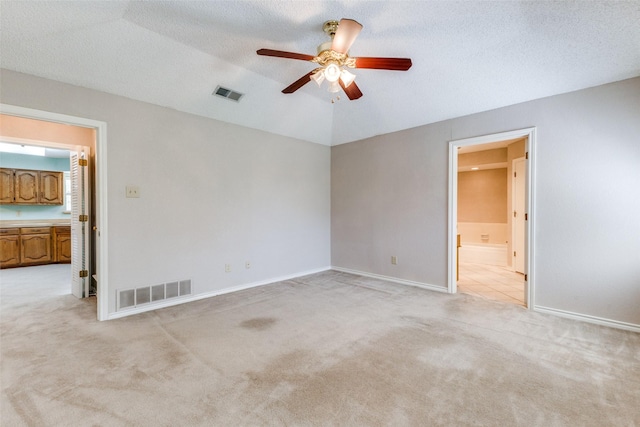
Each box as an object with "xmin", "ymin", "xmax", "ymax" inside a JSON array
[
  {"xmin": 1, "ymin": 103, "xmax": 109, "ymax": 321},
  {"xmin": 447, "ymin": 127, "xmax": 536, "ymax": 309}
]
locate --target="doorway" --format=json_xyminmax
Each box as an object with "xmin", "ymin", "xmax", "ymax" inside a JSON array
[
  {"xmin": 0, "ymin": 104, "xmax": 109, "ymax": 320},
  {"xmin": 448, "ymin": 128, "xmax": 536, "ymax": 308},
  {"xmin": 0, "ymin": 140, "xmax": 91, "ymax": 296}
]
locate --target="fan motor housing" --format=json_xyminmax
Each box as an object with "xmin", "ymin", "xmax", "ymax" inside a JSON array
[
  {"xmin": 317, "ymin": 41, "xmax": 333, "ymax": 55},
  {"xmin": 322, "ymin": 20, "xmax": 339, "ymax": 38}
]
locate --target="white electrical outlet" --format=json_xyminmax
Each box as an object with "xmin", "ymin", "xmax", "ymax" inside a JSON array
[
  {"xmin": 391, "ymin": 256, "xmax": 398, "ymax": 265},
  {"xmin": 126, "ymin": 186, "xmax": 140, "ymax": 198},
  {"xmin": 245, "ymin": 262, "xmax": 251, "ymax": 269},
  {"xmin": 225, "ymin": 264, "xmax": 231, "ymax": 273}
]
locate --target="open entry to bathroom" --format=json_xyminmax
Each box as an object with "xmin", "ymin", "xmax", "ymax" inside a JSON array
[{"xmin": 450, "ymin": 131, "xmax": 532, "ymax": 307}]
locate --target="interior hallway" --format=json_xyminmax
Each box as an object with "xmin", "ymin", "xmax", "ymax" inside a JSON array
[{"xmin": 457, "ymin": 262, "xmax": 525, "ymax": 306}]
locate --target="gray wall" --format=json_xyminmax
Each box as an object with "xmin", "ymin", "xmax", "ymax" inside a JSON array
[
  {"xmin": 3, "ymin": 68, "xmax": 639, "ymax": 327},
  {"xmin": 1, "ymin": 70, "xmax": 331, "ymax": 314},
  {"xmin": 332, "ymin": 77, "xmax": 640, "ymax": 326}
]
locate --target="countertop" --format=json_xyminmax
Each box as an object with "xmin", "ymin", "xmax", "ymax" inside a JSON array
[{"xmin": 0, "ymin": 219, "xmax": 71, "ymax": 228}]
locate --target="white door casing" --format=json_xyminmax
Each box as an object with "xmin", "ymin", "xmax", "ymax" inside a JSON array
[
  {"xmin": 0, "ymin": 103, "xmax": 108, "ymax": 320},
  {"xmin": 448, "ymin": 127, "xmax": 536, "ymax": 308}
]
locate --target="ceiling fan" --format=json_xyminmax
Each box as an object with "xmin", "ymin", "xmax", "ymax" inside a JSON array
[{"xmin": 257, "ymin": 18, "xmax": 412, "ymax": 100}]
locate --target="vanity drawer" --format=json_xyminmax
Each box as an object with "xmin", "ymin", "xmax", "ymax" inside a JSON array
[
  {"xmin": 20, "ymin": 227, "xmax": 51, "ymax": 235},
  {"xmin": 0, "ymin": 228, "xmax": 20, "ymax": 235}
]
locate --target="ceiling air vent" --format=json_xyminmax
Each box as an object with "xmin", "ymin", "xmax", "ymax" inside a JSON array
[{"xmin": 213, "ymin": 85, "xmax": 244, "ymax": 102}]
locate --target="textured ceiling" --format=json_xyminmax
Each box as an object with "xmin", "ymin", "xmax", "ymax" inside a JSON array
[{"xmin": 1, "ymin": 1, "xmax": 639, "ymax": 146}]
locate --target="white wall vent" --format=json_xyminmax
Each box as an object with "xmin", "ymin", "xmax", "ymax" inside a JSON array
[
  {"xmin": 117, "ymin": 279, "xmax": 193, "ymax": 311},
  {"xmin": 213, "ymin": 85, "xmax": 244, "ymax": 102},
  {"xmin": 151, "ymin": 284, "xmax": 164, "ymax": 302},
  {"xmin": 166, "ymin": 281, "xmax": 179, "ymax": 299},
  {"xmin": 179, "ymin": 279, "xmax": 191, "ymax": 295}
]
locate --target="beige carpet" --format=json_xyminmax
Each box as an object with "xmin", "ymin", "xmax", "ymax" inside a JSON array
[{"xmin": 1, "ymin": 265, "xmax": 639, "ymax": 426}]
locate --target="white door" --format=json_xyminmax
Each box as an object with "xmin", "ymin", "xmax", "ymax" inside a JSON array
[
  {"xmin": 512, "ymin": 157, "xmax": 526, "ymax": 274},
  {"xmin": 70, "ymin": 148, "xmax": 90, "ymax": 298}
]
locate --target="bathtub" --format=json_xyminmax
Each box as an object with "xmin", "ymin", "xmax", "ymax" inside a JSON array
[{"xmin": 458, "ymin": 243, "xmax": 507, "ymax": 267}]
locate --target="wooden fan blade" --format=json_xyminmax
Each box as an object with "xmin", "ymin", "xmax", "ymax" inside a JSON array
[
  {"xmin": 354, "ymin": 57, "xmax": 412, "ymax": 71},
  {"xmin": 331, "ymin": 19, "xmax": 363, "ymax": 54},
  {"xmin": 339, "ymin": 79, "xmax": 363, "ymax": 100},
  {"xmin": 282, "ymin": 71, "xmax": 315, "ymax": 94},
  {"xmin": 257, "ymin": 49, "xmax": 315, "ymax": 62}
]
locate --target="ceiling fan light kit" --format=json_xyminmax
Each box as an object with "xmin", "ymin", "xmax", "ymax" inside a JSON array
[
  {"xmin": 339, "ymin": 69, "xmax": 356, "ymax": 87},
  {"xmin": 323, "ymin": 63, "xmax": 341, "ymax": 82},
  {"xmin": 328, "ymin": 80, "xmax": 341, "ymax": 93},
  {"xmin": 257, "ymin": 18, "xmax": 412, "ymax": 101}
]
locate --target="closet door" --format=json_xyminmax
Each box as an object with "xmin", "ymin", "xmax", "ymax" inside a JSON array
[{"xmin": 70, "ymin": 149, "xmax": 91, "ymax": 298}]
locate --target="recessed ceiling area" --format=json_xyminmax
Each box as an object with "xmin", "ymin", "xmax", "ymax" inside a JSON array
[
  {"xmin": 457, "ymin": 138, "xmax": 525, "ymax": 154},
  {"xmin": 1, "ymin": 1, "xmax": 639, "ymax": 146},
  {"xmin": 0, "ymin": 142, "xmax": 70, "ymax": 158},
  {"xmin": 457, "ymin": 138, "xmax": 526, "ymax": 172}
]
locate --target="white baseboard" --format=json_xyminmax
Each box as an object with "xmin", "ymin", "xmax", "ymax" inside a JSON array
[
  {"xmin": 534, "ymin": 305, "xmax": 640, "ymax": 333},
  {"xmin": 331, "ymin": 266, "xmax": 448, "ymax": 294},
  {"xmin": 107, "ymin": 266, "xmax": 332, "ymax": 320},
  {"xmin": 107, "ymin": 266, "xmax": 639, "ymax": 333}
]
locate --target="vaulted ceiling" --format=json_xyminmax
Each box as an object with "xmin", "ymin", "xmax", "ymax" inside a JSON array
[{"xmin": 2, "ymin": 1, "xmax": 639, "ymax": 146}]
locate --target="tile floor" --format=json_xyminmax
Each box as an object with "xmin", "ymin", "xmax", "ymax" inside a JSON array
[{"xmin": 457, "ymin": 262, "xmax": 525, "ymax": 306}]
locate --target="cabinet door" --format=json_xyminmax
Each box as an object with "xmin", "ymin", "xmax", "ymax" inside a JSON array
[
  {"xmin": 14, "ymin": 170, "xmax": 39, "ymax": 204},
  {"xmin": 0, "ymin": 169, "xmax": 14, "ymax": 204},
  {"xmin": 20, "ymin": 233, "xmax": 52, "ymax": 265},
  {"xmin": 40, "ymin": 171, "xmax": 64, "ymax": 205},
  {"xmin": 0, "ymin": 235, "xmax": 20, "ymax": 268},
  {"xmin": 55, "ymin": 227, "xmax": 72, "ymax": 263}
]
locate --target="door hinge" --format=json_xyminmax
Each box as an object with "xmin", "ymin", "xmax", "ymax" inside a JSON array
[
  {"xmin": 525, "ymin": 213, "xmax": 528, "ymax": 221},
  {"xmin": 514, "ymin": 171, "xmax": 516, "ymax": 178},
  {"xmin": 524, "ymin": 274, "xmax": 528, "ymax": 281},
  {"xmin": 525, "ymin": 151, "xmax": 529, "ymax": 160},
  {"xmin": 79, "ymin": 214, "xmax": 89, "ymax": 222},
  {"xmin": 513, "ymin": 211, "xmax": 517, "ymax": 218},
  {"xmin": 79, "ymin": 270, "xmax": 89, "ymax": 278},
  {"xmin": 78, "ymin": 159, "xmax": 88, "ymax": 166},
  {"xmin": 513, "ymin": 251, "xmax": 516, "ymax": 257}
]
